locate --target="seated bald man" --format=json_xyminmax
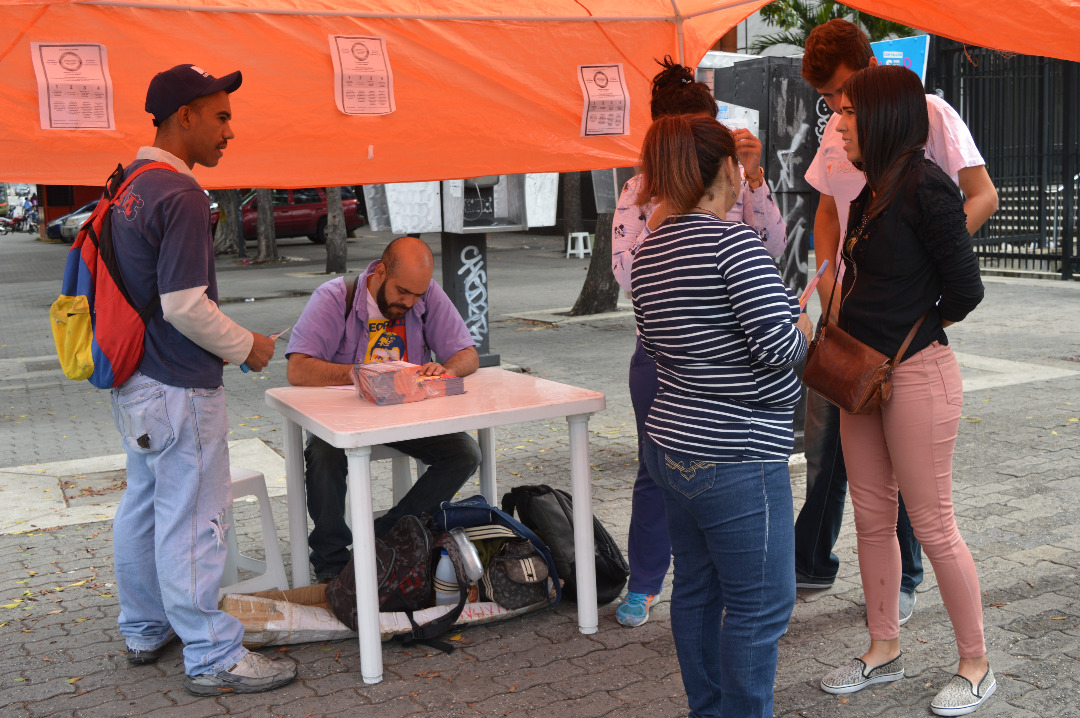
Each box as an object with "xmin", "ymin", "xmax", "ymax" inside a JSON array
[{"xmin": 286, "ymin": 236, "xmax": 482, "ymax": 581}]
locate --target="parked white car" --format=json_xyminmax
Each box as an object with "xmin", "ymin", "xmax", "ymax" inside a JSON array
[{"xmin": 59, "ymin": 207, "xmax": 94, "ymax": 242}]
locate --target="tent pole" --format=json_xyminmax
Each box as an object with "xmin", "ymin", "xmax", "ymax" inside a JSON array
[{"xmin": 670, "ymin": 0, "xmax": 684, "ymax": 64}]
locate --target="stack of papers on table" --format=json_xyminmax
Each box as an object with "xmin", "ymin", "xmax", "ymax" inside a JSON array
[{"xmin": 350, "ymin": 361, "xmax": 465, "ymax": 405}]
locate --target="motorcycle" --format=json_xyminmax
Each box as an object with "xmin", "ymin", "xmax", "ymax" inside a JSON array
[
  {"xmin": 0, "ymin": 216, "xmax": 14, "ymax": 235},
  {"xmin": 11, "ymin": 208, "xmax": 38, "ymax": 234}
]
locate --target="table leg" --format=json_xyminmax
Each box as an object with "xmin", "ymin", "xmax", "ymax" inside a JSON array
[
  {"xmin": 345, "ymin": 446, "xmax": 383, "ymax": 684},
  {"xmin": 567, "ymin": 413, "xmax": 598, "ymax": 634},
  {"xmin": 283, "ymin": 418, "xmax": 309, "ymax": 589},
  {"xmin": 478, "ymin": 427, "xmax": 496, "ymax": 504}
]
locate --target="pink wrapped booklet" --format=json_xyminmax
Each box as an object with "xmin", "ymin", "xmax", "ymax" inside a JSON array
[{"xmin": 349, "ymin": 361, "xmax": 465, "ymax": 406}]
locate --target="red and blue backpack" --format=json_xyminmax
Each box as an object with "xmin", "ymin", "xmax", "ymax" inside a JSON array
[{"xmin": 50, "ymin": 161, "xmax": 177, "ymax": 389}]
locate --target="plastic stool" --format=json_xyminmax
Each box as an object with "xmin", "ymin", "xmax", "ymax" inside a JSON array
[
  {"xmin": 219, "ymin": 467, "xmax": 289, "ymax": 599},
  {"xmin": 566, "ymin": 232, "xmax": 592, "ymax": 259}
]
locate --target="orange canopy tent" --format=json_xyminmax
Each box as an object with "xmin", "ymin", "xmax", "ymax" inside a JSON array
[{"xmin": 1, "ymin": 0, "xmax": 1079, "ymax": 188}]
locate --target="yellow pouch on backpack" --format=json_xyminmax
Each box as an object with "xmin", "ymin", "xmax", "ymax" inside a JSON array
[{"xmin": 50, "ymin": 294, "xmax": 94, "ymax": 381}]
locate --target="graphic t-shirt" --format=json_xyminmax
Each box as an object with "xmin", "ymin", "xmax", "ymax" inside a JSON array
[{"xmin": 364, "ymin": 290, "xmax": 409, "ymax": 363}]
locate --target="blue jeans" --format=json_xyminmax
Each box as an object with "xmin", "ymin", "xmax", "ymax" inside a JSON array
[
  {"xmin": 794, "ymin": 389, "xmax": 924, "ymax": 593},
  {"xmin": 305, "ymin": 432, "xmax": 482, "ymax": 579},
  {"xmin": 627, "ymin": 339, "xmax": 669, "ymax": 595},
  {"xmin": 644, "ymin": 437, "xmax": 795, "ymax": 718},
  {"xmin": 110, "ymin": 374, "xmax": 247, "ymax": 676}
]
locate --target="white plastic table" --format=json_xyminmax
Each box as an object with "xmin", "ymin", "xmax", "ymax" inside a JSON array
[{"xmin": 265, "ymin": 368, "xmax": 607, "ymax": 684}]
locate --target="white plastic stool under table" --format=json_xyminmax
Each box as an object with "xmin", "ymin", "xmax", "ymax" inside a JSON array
[
  {"xmin": 219, "ymin": 467, "xmax": 289, "ymax": 600},
  {"xmin": 566, "ymin": 231, "xmax": 592, "ymax": 259}
]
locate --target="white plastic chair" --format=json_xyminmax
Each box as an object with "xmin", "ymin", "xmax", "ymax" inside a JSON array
[{"xmin": 219, "ymin": 467, "xmax": 290, "ymax": 599}]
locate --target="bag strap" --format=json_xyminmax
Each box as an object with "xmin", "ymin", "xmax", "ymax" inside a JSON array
[
  {"xmin": 95, "ymin": 161, "xmax": 179, "ymax": 322},
  {"xmin": 890, "ymin": 312, "xmax": 929, "ymax": 366},
  {"xmin": 344, "ymin": 274, "xmax": 361, "ymax": 320},
  {"xmin": 104, "ymin": 161, "xmax": 177, "ymax": 204},
  {"xmin": 399, "ymin": 533, "xmax": 468, "ymax": 653}
]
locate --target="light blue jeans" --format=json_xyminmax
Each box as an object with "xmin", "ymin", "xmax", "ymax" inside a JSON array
[
  {"xmin": 644, "ymin": 436, "xmax": 795, "ymax": 718},
  {"xmin": 110, "ymin": 373, "xmax": 247, "ymax": 676}
]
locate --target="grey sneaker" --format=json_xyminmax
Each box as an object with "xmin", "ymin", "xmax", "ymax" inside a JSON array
[
  {"xmin": 126, "ymin": 628, "xmax": 177, "ymax": 666},
  {"xmin": 821, "ymin": 654, "xmax": 905, "ymax": 694},
  {"xmin": 184, "ymin": 652, "xmax": 297, "ymax": 696},
  {"xmin": 930, "ymin": 668, "xmax": 996, "ymax": 716},
  {"xmin": 899, "ymin": 591, "xmax": 917, "ymax": 626}
]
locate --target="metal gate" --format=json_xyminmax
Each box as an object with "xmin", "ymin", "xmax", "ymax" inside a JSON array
[{"xmin": 927, "ymin": 40, "xmax": 1079, "ymax": 280}]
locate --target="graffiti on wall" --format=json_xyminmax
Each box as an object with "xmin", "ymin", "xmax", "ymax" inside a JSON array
[
  {"xmin": 768, "ymin": 77, "xmax": 814, "ymax": 293},
  {"xmin": 457, "ymin": 245, "xmax": 489, "ymax": 344},
  {"xmin": 814, "ymin": 96, "xmax": 832, "ymax": 143}
]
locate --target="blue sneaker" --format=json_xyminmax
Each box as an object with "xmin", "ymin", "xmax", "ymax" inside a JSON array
[{"xmin": 616, "ymin": 592, "xmax": 655, "ymax": 628}]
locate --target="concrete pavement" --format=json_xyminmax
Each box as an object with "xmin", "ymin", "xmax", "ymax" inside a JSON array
[{"xmin": 1, "ymin": 229, "xmax": 1079, "ymax": 716}]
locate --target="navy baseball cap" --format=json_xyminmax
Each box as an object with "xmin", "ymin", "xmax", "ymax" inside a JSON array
[{"xmin": 145, "ymin": 64, "xmax": 242, "ymax": 126}]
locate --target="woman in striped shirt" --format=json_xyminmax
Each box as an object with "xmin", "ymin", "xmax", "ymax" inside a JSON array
[
  {"xmin": 631, "ymin": 114, "xmax": 813, "ymax": 718},
  {"xmin": 611, "ymin": 58, "xmax": 787, "ymax": 631}
]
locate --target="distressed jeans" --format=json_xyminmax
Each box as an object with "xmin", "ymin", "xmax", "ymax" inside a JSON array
[
  {"xmin": 644, "ymin": 437, "xmax": 795, "ymax": 718},
  {"xmin": 111, "ymin": 373, "xmax": 247, "ymax": 676}
]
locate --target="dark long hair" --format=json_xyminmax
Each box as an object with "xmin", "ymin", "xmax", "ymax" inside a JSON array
[
  {"xmin": 841, "ymin": 65, "xmax": 929, "ymax": 220},
  {"xmin": 649, "ymin": 56, "xmax": 716, "ymax": 120},
  {"xmin": 635, "ymin": 115, "xmax": 737, "ymax": 214}
]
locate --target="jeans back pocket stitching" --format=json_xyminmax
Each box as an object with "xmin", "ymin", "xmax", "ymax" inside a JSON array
[{"xmin": 664, "ymin": 456, "xmax": 715, "ymax": 481}]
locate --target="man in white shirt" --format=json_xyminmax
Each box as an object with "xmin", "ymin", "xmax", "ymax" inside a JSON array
[{"xmin": 794, "ymin": 20, "xmax": 998, "ymax": 625}]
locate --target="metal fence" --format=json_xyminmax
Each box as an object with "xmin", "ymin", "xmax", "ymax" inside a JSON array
[{"xmin": 927, "ymin": 40, "xmax": 1079, "ymax": 280}]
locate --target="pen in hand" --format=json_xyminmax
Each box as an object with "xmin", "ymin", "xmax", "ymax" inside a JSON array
[
  {"xmin": 798, "ymin": 260, "xmax": 829, "ymax": 312},
  {"xmin": 238, "ymin": 325, "xmax": 293, "ymax": 373}
]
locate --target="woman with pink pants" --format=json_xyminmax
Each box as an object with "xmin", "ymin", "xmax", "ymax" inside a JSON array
[{"xmin": 816, "ymin": 65, "xmax": 993, "ymax": 716}]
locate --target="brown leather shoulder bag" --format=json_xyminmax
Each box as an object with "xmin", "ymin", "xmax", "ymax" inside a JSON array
[{"xmin": 803, "ymin": 260, "xmax": 926, "ymax": 415}]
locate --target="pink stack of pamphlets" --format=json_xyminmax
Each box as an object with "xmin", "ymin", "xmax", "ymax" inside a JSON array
[{"xmin": 349, "ymin": 361, "xmax": 465, "ymax": 406}]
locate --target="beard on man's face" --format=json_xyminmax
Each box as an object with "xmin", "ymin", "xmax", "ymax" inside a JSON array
[{"xmin": 376, "ymin": 281, "xmax": 408, "ymax": 320}]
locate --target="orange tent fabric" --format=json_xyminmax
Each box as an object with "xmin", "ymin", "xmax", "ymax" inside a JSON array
[{"xmin": 1, "ymin": 0, "xmax": 1078, "ymax": 188}]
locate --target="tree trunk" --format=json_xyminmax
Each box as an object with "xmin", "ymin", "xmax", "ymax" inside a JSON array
[
  {"xmin": 212, "ymin": 189, "xmax": 244, "ymax": 257},
  {"xmin": 255, "ymin": 188, "xmax": 277, "ymax": 262},
  {"xmin": 562, "ymin": 171, "xmax": 585, "ymax": 242},
  {"xmin": 569, "ymin": 211, "xmax": 621, "ymax": 315},
  {"xmin": 324, "ymin": 186, "xmax": 348, "ymax": 273}
]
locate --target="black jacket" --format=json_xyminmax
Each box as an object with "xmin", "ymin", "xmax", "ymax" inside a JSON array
[{"xmin": 837, "ymin": 153, "xmax": 984, "ymax": 361}]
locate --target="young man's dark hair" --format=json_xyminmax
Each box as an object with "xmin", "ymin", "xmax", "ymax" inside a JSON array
[{"xmin": 801, "ymin": 18, "xmax": 873, "ymax": 87}]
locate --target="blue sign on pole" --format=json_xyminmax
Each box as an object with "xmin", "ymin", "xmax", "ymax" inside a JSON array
[{"xmin": 871, "ymin": 35, "xmax": 930, "ymax": 84}]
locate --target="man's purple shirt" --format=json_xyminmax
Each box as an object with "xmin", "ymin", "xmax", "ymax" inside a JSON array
[{"xmin": 286, "ymin": 259, "xmax": 475, "ymax": 368}]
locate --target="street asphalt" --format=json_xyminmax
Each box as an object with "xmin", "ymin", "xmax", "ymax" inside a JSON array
[{"xmin": 1, "ymin": 228, "xmax": 1079, "ymax": 717}]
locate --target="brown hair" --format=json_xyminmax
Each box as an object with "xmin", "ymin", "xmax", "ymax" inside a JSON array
[
  {"xmin": 801, "ymin": 19, "xmax": 873, "ymax": 88},
  {"xmin": 842, "ymin": 65, "xmax": 929, "ymax": 220},
  {"xmin": 649, "ymin": 56, "xmax": 716, "ymax": 120},
  {"xmin": 635, "ymin": 115, "xmax": 738, "ymax": 214}
]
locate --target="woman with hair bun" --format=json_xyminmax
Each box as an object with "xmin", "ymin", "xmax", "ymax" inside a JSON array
[
  {"xmin": 631, "ymin": 113, "xmax": 812, "ymax": 717},
  {"xmin": 610, "ymin": 57, "xmax": 787, "ymax": 630}
]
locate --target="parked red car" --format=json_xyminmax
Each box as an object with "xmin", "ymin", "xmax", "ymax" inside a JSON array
[{"xmin": 211, "ymin": 187, "xmax": 365, "ymax": 244}]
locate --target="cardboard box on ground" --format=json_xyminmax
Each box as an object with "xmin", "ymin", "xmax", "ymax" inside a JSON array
[{"xmin": 221, "ymin": 584, "xmax": 552, "ymax": 648}]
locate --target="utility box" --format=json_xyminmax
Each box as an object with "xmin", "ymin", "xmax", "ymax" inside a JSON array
[
  {"xmin": 713, "ymin": 56, "xmax": 819, "ymax": 449},
  {"xmin": 590, "ymin": 167, "xmax": 637, "ymax": 213}
]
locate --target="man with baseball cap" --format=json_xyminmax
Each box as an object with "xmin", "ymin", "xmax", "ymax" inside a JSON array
[{"xmin": 107, "ymin": 64, "xmax": 296, "ymax": 695}]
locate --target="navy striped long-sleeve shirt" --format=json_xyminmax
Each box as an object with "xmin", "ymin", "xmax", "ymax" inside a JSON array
[{"xmin": 631, "ymin": 213, "xmax": 807, "ymax": 462}]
